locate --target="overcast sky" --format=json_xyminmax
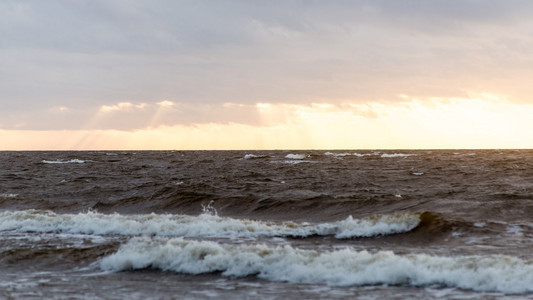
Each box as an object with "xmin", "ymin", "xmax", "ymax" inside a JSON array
[{"xmin": 2, "ymin": 0, "xmax": 533, "ymax": 133}]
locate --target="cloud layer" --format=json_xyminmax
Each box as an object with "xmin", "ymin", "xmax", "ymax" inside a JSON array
[{"xmin": 2, "ymin": 1, "xmax": 533, "ymax": 130}]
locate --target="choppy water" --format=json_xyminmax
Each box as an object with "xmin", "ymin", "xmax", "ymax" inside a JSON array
[{"xmin": 1, "ymin": 150, "xmax": 533, "ymax": 299}]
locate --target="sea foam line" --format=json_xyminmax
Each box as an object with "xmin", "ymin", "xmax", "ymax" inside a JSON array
[
  {"xmin": 0, "ymin": 210, "xmax": 420, "ymax": 239},
  {"xmin": 100, "ymin": 237, "xmax": 533, "ymax": 294}
]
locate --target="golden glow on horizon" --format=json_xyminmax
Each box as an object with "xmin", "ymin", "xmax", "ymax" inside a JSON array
[{"xmin": 2, "ymin": 94, "xmax": 533, "ymax": 150}]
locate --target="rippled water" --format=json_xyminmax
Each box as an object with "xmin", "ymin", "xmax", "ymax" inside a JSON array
[{"xmin": 1, "ymin": 150, "xmax": 533, "ymax": 299}]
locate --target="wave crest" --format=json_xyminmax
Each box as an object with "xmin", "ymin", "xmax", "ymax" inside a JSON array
[
  {"xmin": 0, "ymin": 210, "xmax": 421, "ymax": 239},
  {"xmin": 101, "ymin": 237, "xmax": 533, "ymax": 294},
  {"xmin": 42, "ymin": 159, "xmax": 86, "ymax": 164}
]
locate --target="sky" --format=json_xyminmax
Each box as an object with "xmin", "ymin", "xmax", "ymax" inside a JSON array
[{"xmin": 2, "ymin": 0, "xmax": 533, "ymax": 150}]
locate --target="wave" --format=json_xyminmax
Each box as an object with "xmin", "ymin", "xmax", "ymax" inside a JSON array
[
  {"xmin": 0, "ymin": 193, "xmax": 18, "ymax": 199},
  {"xmin": 324, "ymin": 152, "xmax": 415, "ymax": 159},
  {"xmin": 274, "ymin": 160, "xmax": 314, "ymax": 165},
  {"xmin": 285, "ymin": 154, "xmax": 308, "ymax": 160},
  {"xmin": 100, "ymin": 237, "xmax": 533, "ymax": 294},
  {"xmin": 242, "ymin": 154, "xmax": 269, "ymax": 160},
  {"xmin": 0, "ymin": 210, "xmax": 421, "ymax": 239},
  {"xmin": 325, "ymin": 152, "xmax": 374, "ymax": 158},
  {"xmin": 41, "ymin": 159, "xmax": 86, "ymax": 164},
  {"xmin": 354, "ymin": 152, "xmax": 376, "ymax": 157},
  {"xmin": 324, "ymin": 152, "xmax": 352, "ymax": 158},
  {"xmin": 380, "ymin": 153, "xmax": 415, "ymax": 158}
]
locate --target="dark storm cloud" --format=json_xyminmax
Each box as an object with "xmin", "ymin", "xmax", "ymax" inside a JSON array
[{"xmin": 2, "ymin": 0, "xmax": 533, "ymax": 130}]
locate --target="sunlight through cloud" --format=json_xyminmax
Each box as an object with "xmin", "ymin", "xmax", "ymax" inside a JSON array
[{"xmin": 4, "ymin": 93, "xmax": 533, "ymax": 150}]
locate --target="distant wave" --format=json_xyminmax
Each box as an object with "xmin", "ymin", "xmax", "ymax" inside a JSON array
[
  {"xmin": 0, "ymin": 193, "xmax": 18, "ymax": 198},
  {"xmin": 285, "ymin": 154, "xmax": 308, "ymax": 160},
  {"xmin": 380, "ymin": 153, "xmax": 416, "ymax": 158},
  {"xmin": 324, "ymin": 152, "xmax": 415, "ymax": 158},
  {"xmin": 324, "ymin": 152, "xmax": 353, "ymax": 158},
  {"xmin": 0, "ymin": 210, "xmax": 421, "ymax": 239},
  {"xmin": 242, "ymin": 154, "xmax": 269, "ymax": 160},
  {"xmin": 272, "ymin": 160, "xmax": 314, "ymax": 165},
  {"xmin": 101, "ymin": 237, "xmax": 533, "ymax": 294},
  {"xmin": 42, "ymin": 159, "xmax": 86, "ymax": 164},
  {"xmin": 324, "ymin": 152, "xmax": 375, "ymax": 158}
]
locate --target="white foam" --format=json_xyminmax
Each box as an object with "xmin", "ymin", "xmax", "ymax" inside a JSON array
[
  {"xmin": 412, "ymin": 172, "xmax": 424, "ymax": 176},
  {"xmin": 42, "ymin": 159, "xmax": 86, "ymax": 164},
  {"xmin": 506, "ymin": 225, "xmax": 523, "ymax": 236},
  {"xmin": 100, "ymin": 237, "xmax": 533, "ymax": 294},
  {"xmin": 454, "ymin": 153, "xmax": 476, "ymax": 156},
  {"xmin": 352, "ymin": 153, "xmax": 374, "ymax": 157},
  {"xmin": 0, "ymin": 193, "xmax": 18, "ymax": 198},
  {"xmin": 285, "ymin": 154, "xmax": 307, "ymax": 160},
  {"xmin": 473, "ymin": 222, "xmax": 487, "ymax": 228},
  {"xmin": 0, "ymin": 210, "xmax": 420, "ymax": 239},
  {"xmin": 380, "ymin": 154, "xmax": 415, "ymax": 158},
  {"xmin": 275, "ymin": 160, "xmax": 313, "ymax": 165},
  {"xmin": 325, "ymin": 152, "xmax": 374, "ymax": 158},
  {"xmin": 324, "ymin": 152, "xmax": 351, "ymax": 158},
  {"xmin": 242, "ymin": 154, "xmax": 268, "ymax": 160}
]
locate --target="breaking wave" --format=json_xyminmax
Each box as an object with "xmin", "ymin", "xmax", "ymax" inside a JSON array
[
  {"xmin": 285, "ymin": 154, "xmax": 308, "ymax": 160},
  {"xmin": 41, "ymin": 159, "xmax": 86, "ymax": 164},
  {"xmin": 100, "ymin": 237, "xmax": 533, "ymax": 294},
  {"xmin": 324, "ymin": 152, "xmax": 353, "ymax": 158},
  {"xmin": 325, "ymin": 152, "xmax": 375, "ymax": 158},
  {"xmin": 323, "ymin": 152, "xmax": 416, "ymax": 159},
  {"xmin": 0, "ymin": 193, "xmax": 18, "ymax": 199},
  {"xmin": 242, "ymin": 154, "xmax": 268, "ymax": 160},
  {"xmin": 380, "ymin": 153, "xmax": 416, "ymax": 158},
  {"xmin": 0, "ymin": 210, "xmax": 421, "ymax": 239}
]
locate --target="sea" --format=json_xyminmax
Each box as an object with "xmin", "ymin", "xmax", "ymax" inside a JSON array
[{"xmin": 1, "ymin": 150, "xmax": 533, "ymax": 299}]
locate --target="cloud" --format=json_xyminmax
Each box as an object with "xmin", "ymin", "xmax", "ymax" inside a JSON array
[
  {"xmin": 157, "ymin": 100, "xmax": 175, "ymax": 108},
  {"xmin": 99, "ymin": 102, "xmax": 147, "ymax": 113},
  {"xmin": 2, "ymin": 1, "xmax": 533, "ymax": 131},
  {"xmin": 4, "ymin": 93, "xmax": 533, "ymax": 150},
  {"xmin": 0, "ymin": 99, "xmax": 266, "ymax": 130}
]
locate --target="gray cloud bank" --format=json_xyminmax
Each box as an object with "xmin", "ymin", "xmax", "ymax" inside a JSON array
[{"xmin": 2, "ymin": 0, "xmax": 533, "ymax": 130}]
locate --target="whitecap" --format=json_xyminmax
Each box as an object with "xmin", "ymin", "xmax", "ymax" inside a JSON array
[
  {"xmin": 274, "ymin": 160, "xmax": 313, "ymax": 165},
  {"xmin": 506, "ymin": 224, "xmax": 523, "ymax": 236},
  {"xmin": 325, "ymin": 152, "xmax": 375, "ymax": 158},
  {"xmin": 352, "ymin": 153, "xmax": 374, "ymax": 157},
  {"xmin": 324, "ymin": 152, "xmax": 351, "ymax": 158},
  {"xmin": 101, "ymin": 237, "xmax": 533, "ymax": 294},
  {"xmin": 0, "ymin": 193, "xmax": 18, "ymax": 198},
  {"xmin": 473, "ymin": 222, "xmax": 486, "ymax": 228},
  {"xmin": 380, "ymin": 153, "xmax": 415, "ymax": 158},
  {"xmin": 42, "ymin": 159, "xmax": 86, "ymax": 164},
  {"xmin": 285, "ymin": 154, "xmax": 307, "ymax": 160},
  {"xmin": 0, "ymin": 210, "xmax": 421, "ymax": 239},
  {"xmin": 242, "ymin": 154, "xmax": 268, "ymax": 160}
]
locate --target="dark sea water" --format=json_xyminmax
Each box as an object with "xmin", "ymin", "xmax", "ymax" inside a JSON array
[{"xmin": 1, "ymin": 150, "xmax": 533, "ymax": 299}]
